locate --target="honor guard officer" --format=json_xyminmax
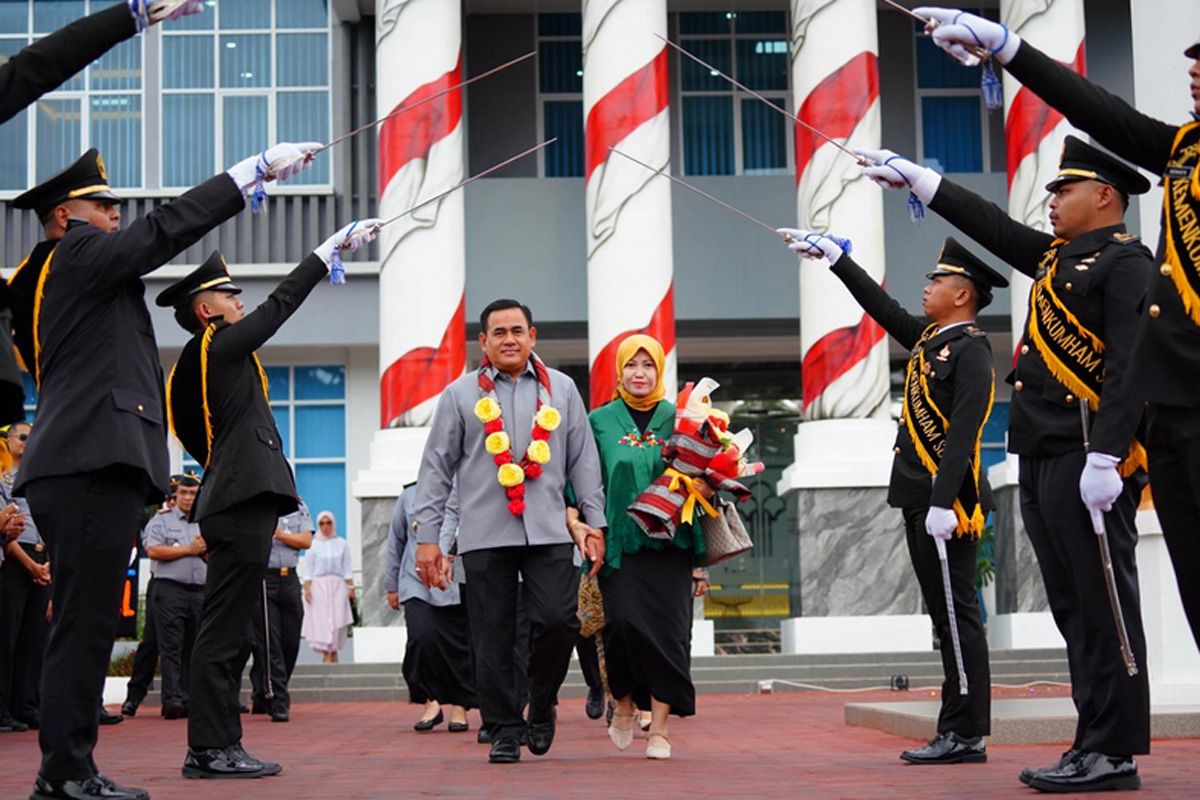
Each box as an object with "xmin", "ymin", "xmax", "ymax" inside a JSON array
[
  {"xmin": 159, "ymin": 221, "xmax": 378, "ymax": 779},
  {"xmin": 859, "ymin": 137, "xmax": 1153, "ymax": 792},
  {"xmin": 779, "ymin": 231, "xmax": 1002, "ymax": 765},
  {"xmin": 122, "ymin": 475, "xmax": 183, "ymax": 718},
  {"xmin": 7, "ymin": 140, "xmax": 317, "ymax": 800},
  {"xmin": 918, "ymin": 8, "xmax": 1200, "ymax": 690},
  {"xmin": 143, "ymin": 473, "xmax": 205, "ymax": 720},
  {"xmin": 250, "ymin": 499, "xmax": 313, "ymax": 722}
]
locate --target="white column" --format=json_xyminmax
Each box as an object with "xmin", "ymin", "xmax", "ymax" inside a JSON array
[{"xmin": 583, "ymin": 0, "xmax": 676, "ymax": 409}]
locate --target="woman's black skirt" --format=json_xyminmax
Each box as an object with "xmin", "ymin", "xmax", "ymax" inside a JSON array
[
  {"xmin": 600, "ymin": 546, "xmax": 696, "ymax": 717},
  {"xmin": 402, "ymin": 598, "xmax": 476, "ymax": 708}
]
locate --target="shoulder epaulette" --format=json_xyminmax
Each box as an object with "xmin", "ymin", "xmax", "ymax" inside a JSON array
[
  {"xmin": 1111, "ymin": 232, "xmax": 1140, "ymax": 245},
  {"xmin": 965, "ymin": 325, "xmax": 987, "ymax": 338}
]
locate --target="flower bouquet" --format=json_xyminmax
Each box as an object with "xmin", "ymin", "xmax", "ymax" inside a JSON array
[{"xmin": 627, "ymin": 378, "xmax": 763, "ymax": 540}]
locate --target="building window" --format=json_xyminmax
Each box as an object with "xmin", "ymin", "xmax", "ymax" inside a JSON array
[
  {"xmin": 0, "ymin": 0, "xmax": 144, "ymax": 190},
  {"xmin": 677, "ymin": 10, "xmax": 790, "ymax": 176},
  {"xmin": 913, "ymin": 20, "xmax": 992, "ymax": 173},
  {"xmin": 161, "ymin": 0, "xmax": 331, "ymax": 189},
  {"xmin": 980, "ymin": 400, "xmax": 1008, "ymax": 473},
  {"xmin": 537, "ymin": 12, "xmax": 583, "ymax": 178}
]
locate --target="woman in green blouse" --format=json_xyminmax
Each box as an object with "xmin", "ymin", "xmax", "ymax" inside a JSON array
[{"xmin": 569, "ymin": 334, "xmax": 705, "ymax": 761}]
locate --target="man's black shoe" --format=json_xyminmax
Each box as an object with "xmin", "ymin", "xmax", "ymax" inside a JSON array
[
  {"xmin": 162, "ymin": 704, "xmax": 186, "ymax": 720},
  {"xmin": 477, "ymin": 728, "xmax": 491, "ymax": 745},
  {"xmin": 525, "ymin": 708, "xmax": 556, "ymax": 756},
  {"xmin": 229, "ymin": 743, "xmax": 282, "ymax": 776},
  {"xmin": 239, "ymin": 703, "xmax": 250, "ymax": 714},
  {"xmin": 20, "ymin": 715, "xmax": 40, "ymax": 730},
  {"xmin": 0, "ymin": 716, "xmax": 29, "ymax": 732},
  {"xmin": 1027, "ymin": 751, "xmax": 1139, "ymax": 793},
  {"xmin": 97, "ymin": 709, "xmax": 123, "ymax": 727},
  {"xmin": 269, "ymin": 708, "xmax": 289, "ymax": 723},
  {"xmin": 30, "ymin": 773, "xmax": 149, "ymax": 799},
  {"xmin": 182, "ymin": 745, "xmax": 273, "ymax": 779},
  {"xmin": 1020, "ymin": 748, "xmax": 1080, "ymax": 785},
  {"xmin": 250, "ymin": 699, "xmax": 268, "ymax": 715},
  {"xmin": 900, "ymin": 732, "xmax": 986, "ymax": 764},
  {"xmin": 488, "ymin": 737, "xmax": 521, "ymax": 764},
  {"xmin": 585, "ymin": 686, "xmax": 605, "ymax": 720},
  {"xmin": 119, "ymin": 701, "xmax": 137, "ymax": 718}
]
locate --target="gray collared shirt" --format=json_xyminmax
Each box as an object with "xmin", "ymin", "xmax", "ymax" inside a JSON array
[
  {"xmin": 0, "ymin": 470, "xmax": 40, "ymax": 548},
  {"xmin": 144, "ymin": 506, "xmax": 206, "ymax": 585},
  {"xmin": 412, "ymin": 359, "xmax": 606, "ymax": 554},
  {"xmin": 270, "ymin": 499, "xmax": 312, "ymax": 569},
  {"xmin": 384, "ymin": 481, "xmax": 461, "ymax": 606}
]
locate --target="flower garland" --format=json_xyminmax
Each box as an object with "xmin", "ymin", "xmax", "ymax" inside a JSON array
[
  {"xmin": 475, "ymin": 354, "xmax": 561, "ymax": 516},
  {"xmin": 618, "ymin": 430, "xmax": 664, "ymax": 448}
]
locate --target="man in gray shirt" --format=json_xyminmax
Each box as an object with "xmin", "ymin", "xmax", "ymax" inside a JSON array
[
  {"xmin": 413, "ymin": 298, "xmax": 606, "ymax": 764},
  {"xmin": 249, "ymin": 499, "xmax": 312, "ymax": 722},
  {"xmin": 143, "ymin": 474, "xmax": 205, "ymax": 719}
]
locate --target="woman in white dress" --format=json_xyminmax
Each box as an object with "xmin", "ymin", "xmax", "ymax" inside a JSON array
[{"xmin": 300, "ymin": 511, "xmax": 354, "ymax": 663}]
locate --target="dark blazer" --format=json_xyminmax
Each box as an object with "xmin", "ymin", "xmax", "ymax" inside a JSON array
[
  {"xmin": 14, "ymin": 174, "xmax": 246, "ymax": 499},
  {"xmin": 0, "ymin": 4, "xmax": 136, "ymax": 124},
  {"xmin": 1004, "ymin": 40, "xmax": 1199, "ymax": 409},
  {"xmin": 829, "ymin": 254, "xmax": 995, "ymax": 512},
  {"xmin": 929, "ymin": 179, "xmax": 1152, "ymax": 460},
  {"xmin": 173, "ymin": 256, "xmax": 328, "ymax": 522}
]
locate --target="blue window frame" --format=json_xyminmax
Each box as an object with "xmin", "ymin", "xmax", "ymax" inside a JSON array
[
  {"xmin": 537, "ymin": 13, "xmax": 584, "ymax": 177},
  {"xmin": 914, "ymin": 21, "xmax": 991, "ymax": 173}
]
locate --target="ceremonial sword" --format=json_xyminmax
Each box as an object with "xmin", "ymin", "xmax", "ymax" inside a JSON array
[
  {"xmin": 877, "ymin": 0, "xmax": 991, "ymax": 61},
  {"xmin": 1079, "ymin": 402, "xmax": 1140, "ymax": 677},
  {"xmin": 261, "ymin": 579, "xmax": 274, "ymax": 700},
  {"xmin": 935, "ymin": 536, "xmax": 969, "ymax": 695}
]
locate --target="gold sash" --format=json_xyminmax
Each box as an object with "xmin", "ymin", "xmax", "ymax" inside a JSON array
[
  {"xmin": 901, "ymin": 324, "xmax": 993, "ymax": 538},
  {"xmin": 1162, "ymin": 121, "xmax": 1200, "ymax": 326},
  {"xmin": 1025, "ymin": 244, "xmax": 1147, "ymax": 476}
]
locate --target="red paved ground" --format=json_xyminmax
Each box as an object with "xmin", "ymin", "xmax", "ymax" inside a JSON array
[{"xmin": 1, "ymin": 687, "xmax": 1196, "ymax": 799}]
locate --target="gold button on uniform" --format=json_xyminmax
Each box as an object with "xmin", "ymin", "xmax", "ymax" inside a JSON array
[
  {"xmin": 1020, "ymin": 344, "xmax": 1029, "ymax": 355},
  {"xmin": 893, "ymin": 447, "xmax": 901, "ymax": 455},
  {"xmin": 1065, "ymin": 394, "xmax": 1074, "ymax": 404},
  {"xmin": 1014, "ymin": 380, "xmax": 1024, "ymax": 392},
  {"xmin": 136, "ymin": 403, "xmax": 144, "ymax": 412},
  {"xmin": 1065, "ymin": 282, "xmax": 1073, "ymax": 291},
  {"xmin": 1161, "ymin": 263, "xmax": 1173, "ymax": 276},
  {"xmin": 1149, "ymin": 304, "xmax": 1161, "ymax": 318}
]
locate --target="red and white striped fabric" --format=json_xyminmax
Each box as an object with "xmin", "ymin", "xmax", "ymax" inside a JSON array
[
  {"xmin": 1002, "ymin": 0, "xmax": 1086, "ymax": 359},
  {"xmin": 791, "ymin": 0, "xmax": 888, "ymax": 420},
  {"xmin": 583, "ymin": 0, "xmax": 676, "ymax": 410},
  {"xmin": 375, "ymin": 0, "xmax": 466, "ymax": 428}
]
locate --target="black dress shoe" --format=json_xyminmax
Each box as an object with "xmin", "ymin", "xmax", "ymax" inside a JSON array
[
  {"xmin": 0, "ymin": 715, "xmax": 29, "ymax": 732},
  {"xmin": 250, "ymin": 698, "xmax": 268, "ymax": 715},
  {"xmin": 31, "ymin": 773, "xmax": 149, "ymax": 799},
  {"xmin": 119, "ymin": 702, "xmax": 137, "ymax": 718},
  {"xmin": 448, "ymin": 720, "xmax": 469, "ymax": 733},
  {"xmin": 525, "ymin": 709, "xmax": 556, "ymax": 756},
  {"xmin": 269, "ymin": 707, "xmax": 289, "ymax": 723},
  {"xmin": 229, "ymin": 743, "xmax": 282, "ymax": 776},
  {"xmin": 413, "ymin": 710, "xmax": 444, "ymax": 732},
  {"xmin": 1027, "ymin": 751, "xmax": 1140, "ymax": 793},
  {"xmin": 182, "ymin": 745, "xmax": 274, "ymax": 779},
  {"xmin": 477, "ymin": 728, "xmax": 492, "ymax": 745},
  {"xmin": 900, "ymin": 732, "xmax": 986, "ymax": 764},
  {"xmin": 585, "ymin": 686, "xmax": 605, "ymax": 720},
  {"xmin": 488, "ymin": 737, "xmax": 521, "ymax": 764},
  {"xmin": 162, "ymin": 704, "xmax": 186, "ymax": 720},
  {"xmin": 20, "ymin": 715, "xmax": 40, "ymax": 730},
  {"xmin": 1020, "ymin": 748, "xmax": 1079, "ymax": 785},
  {"xmin": 97, "ymin": 710, "xmax": 123, "ymax": 727}
]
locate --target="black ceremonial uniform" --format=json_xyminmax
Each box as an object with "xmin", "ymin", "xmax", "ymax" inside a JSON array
[
  {"xmin": 1002, "ymin": 36, "xmax": 1200, "ymax": 652},
  {"xmin": 7, "ymin": 151, "xmax": 244, "ymax": 786},
  {"xmin": 927, "ymin": 160, "xmax": 1152, "ymax": 757},
  {"xmin": 0, "ymin": 3, "xmax": 137, "ymax": 124},
  {"xmin": 160, "ymin": 252, "xmax": 327, "ymax": 755},
  {"xmin": 829, "ymin": 244, "xmax": 995, "ymax": 742}
]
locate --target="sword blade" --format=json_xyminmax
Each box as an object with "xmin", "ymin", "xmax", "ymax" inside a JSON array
[
  {"xmin": 936, "ymin": 537, "xmax": 969, "ymax": 695},
  {"xmin": 607, "ymin": 146, "xmax": 783, "ymax": 238},
  {"xmin": 654, "ymin": 33, "xmax": 864, "ymax": 164},
  {"xmin": 376, "ymin": 139, "xmax": 556, "ymax": 230},
  {"xmin": 878, "ymin": 0, "xmax": 991, "ymax": 61}
]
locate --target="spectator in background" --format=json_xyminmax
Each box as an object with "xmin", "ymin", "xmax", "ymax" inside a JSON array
[{"xmin": 301, "ymin": 511, "xmax": 353, "ymax": 663}]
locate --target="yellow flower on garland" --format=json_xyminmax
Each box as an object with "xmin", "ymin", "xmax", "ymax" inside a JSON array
[
  {"xmin": 534, "ymin": 405, "xmax": 561, "ymax": 431},
  {"xmin": 485, "ymin": 431, "xmax": 510, "ymax": 455},
  {"xmin": 474, "ymin": 397, "xmax": 502, "ymax": 423},
  {"xmin": 497, "ymin": 462, "xmax": 526, "ymax": 487},
  {"xmin": 526, "ymin": 439, "xmax": 551, "ymax": 464}
]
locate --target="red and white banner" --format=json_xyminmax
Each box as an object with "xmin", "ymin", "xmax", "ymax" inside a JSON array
[
  {"xmin": 792, "ymin": 0, "xmax": 888, "ymax": 420},
  {"xmin": 1002, "ymin": 0, "xmax": 1086, "ymax": 358},
  {"xmin": 583, "ymin": 0, "xmax": 676, "ymax": 409},
  {"xmin": 376, "ymin": 0, "xmax": 466, "ymax": 428}
]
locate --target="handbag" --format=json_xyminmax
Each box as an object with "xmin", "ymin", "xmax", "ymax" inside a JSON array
[
  {"xmin": 700, "ymin": 499, "xmax": 753, "ymax": 566},
  {"xmin": 576, "ymin": 573, "xmax": 605, "ymax": 638}
]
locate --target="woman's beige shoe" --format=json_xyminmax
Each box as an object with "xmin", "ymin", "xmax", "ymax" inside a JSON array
[
  {"xmin": 646, "ymin": 732, "xmax": 671, "ymax": 760},
  {"xmin": 608, "ymin": 711, "xmax": 635, "ymax": 751}
]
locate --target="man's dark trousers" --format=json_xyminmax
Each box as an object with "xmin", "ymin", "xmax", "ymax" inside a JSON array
[
  {"xmin": 0, "ymin": 547, "xmax": 51, "ymax": 723},
  {"xmin": 153, "ymin": 578, "xmax": 203, "ymax": 708},
  {"xmin": 250, "ymin": 570, "xmax": 303, "ymax": 712},
  {"xmin": 124, "ymin": 577, "xmax": 158, "ymax": 708},
  {"xmin": 25, "ymin": 465, "xmax": 150, "ymax": 781}
]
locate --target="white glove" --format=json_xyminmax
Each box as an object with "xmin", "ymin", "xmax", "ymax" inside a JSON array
[
  {"xmin": 129, "ymin": 1, "xmax": 205, "ymax": 31},
  {"xmin": 776, "ymin": 228, "xmax": 845, "ymax": 264},
  {"xmin": 914, "ymin": 7, "xmax": 1021, "ymax": 66},
  {"xmin": 924, "ymin": 506, "xmax": 958, "ymax": 542},
  {"xmin": 1079, "ymin": 452, "xmax": 1123, "ymax": 515},
  {"xmin": 225, "ymin": 142, "xmax": 322, "ymax": 194},
  {"xmin": 314, "ymin": 219, "xmax": 383, "ymax": 269},
  {"xmin": 854, "ymin": 148, "xmax": 943, "ymax": 203}
]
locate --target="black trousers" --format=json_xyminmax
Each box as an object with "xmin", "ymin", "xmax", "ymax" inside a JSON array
[
  {"xmin": 152, "ymin": 578, "xmax": 203, "ymax": 708},
  {"xmin": 25, "ymin": 466, "xmax": 151, "ymax": 782},
  {"xmin": 0, "ymin": 548, "xmax": 51, "ymax": 722},
  {"xmin": 249, "ymin": 571, "xmax": 303, "ymax": 711},
  {"xmin": 1146, "ymin": 403, "xmax": 1200, "ymax": 649},
  {"xmin": 462, "ymin": 544, "xmax": 577, "ymax": 740},
  {"xmin": 901, "ymin": 507, "xmax": 991, "ymax": 737},
  {"xmin": 402, "ymin": 598, "xmax": 476, "ymax": 708},
  {"xmin": 1019, "ymin": 452, "xmax": 1150, "ymax": 755},
  {"xmin": 124, "ymin": 577, "xmax": 158, "ymax": 707},
  {"xmin": 576, "ymin": 634, "xmax": 602, "ymax": 691},
  {"xmin": 187, "ymin": 495, "xmax": 275, "ymax": 750}
]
